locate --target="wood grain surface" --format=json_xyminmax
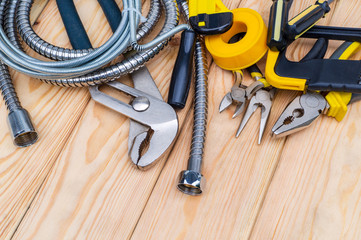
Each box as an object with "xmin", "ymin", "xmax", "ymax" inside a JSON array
[{"xmin": 1, "ymin": 0, "xmax": 361, "ymax": 239}]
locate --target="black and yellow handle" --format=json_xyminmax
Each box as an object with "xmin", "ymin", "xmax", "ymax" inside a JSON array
[
  {"xmin": 188, "ymin": 0, "xmax": 233, "ymax": 35},
  {"xmin": 267, "ymin": 0, "xmax": 292, "ymax": 50},
  {"xmin": 286, "ymin": 0, "xmax": 332, "ymax": 40}
]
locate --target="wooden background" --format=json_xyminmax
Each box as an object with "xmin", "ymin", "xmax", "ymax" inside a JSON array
[{"xmin": 1, "ymin": 0, "xmax": 361, "ymax": 239}]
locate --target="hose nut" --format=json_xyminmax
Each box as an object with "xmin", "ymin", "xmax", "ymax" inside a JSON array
[
  {"xmin": 177, "ymin": 170, "xmax": 206, "ymax": 196},
  {"xmin": 7, "ymin": 108, "xmax": 38, "ymax": 147}
]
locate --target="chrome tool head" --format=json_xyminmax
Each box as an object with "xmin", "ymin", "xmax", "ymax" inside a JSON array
[
  {"xmin": 219, "ymin": 71, "xmax": 247, "ymax": 118},
  {"xmin": 272, "ymin": 92, "xmax": 327, "ymax": 138},
  {"xmin": 89, "ymin": 70, "xmax": 178, "ymax": 169},
  {"xmin": 236, "ymin": 88, "xmax": 275, "ymax": 144}
]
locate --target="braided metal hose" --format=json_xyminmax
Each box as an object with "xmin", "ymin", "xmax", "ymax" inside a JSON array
[
  {"xmin": 0, "ymin": 0, "xmax": 37, "ymax": 147},
  {"xmin": 11, "ymin": 0, "xmax": 179, "ymax": 87},
  {"xmin": 177, "ymin": 0, "xmax": 208, "ymax": 195}
]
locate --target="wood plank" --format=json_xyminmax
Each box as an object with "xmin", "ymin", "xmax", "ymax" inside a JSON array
[
  {"xmin": 0, "ymin": 0, "xmax": 119, "ymax": 238},
  {"xmin": 250, "ymin": 1, "xmax": 361, "ymax": 239},
  {"xmin": 10, "ymin": 1, "xmax": 197, "ymax": 240},
  {"xmin": 4, "ymin": 0, "xmax": 361, "ymax": 240}
]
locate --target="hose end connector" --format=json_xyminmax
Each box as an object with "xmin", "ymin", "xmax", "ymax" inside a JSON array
[
  {"xmin": 177, "ymin": 170, "xmax": 205, "ymax": 196},
  {"xmin": 7, "ymin": 108, "xmax": 38, "ymax": 147}
]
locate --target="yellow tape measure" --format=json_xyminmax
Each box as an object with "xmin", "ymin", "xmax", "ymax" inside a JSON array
[{"xmin": 205, "ymin": 8, "xmax": 268, "ymax": 71}]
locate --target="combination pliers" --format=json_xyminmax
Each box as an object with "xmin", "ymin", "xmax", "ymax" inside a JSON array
[{"xmin": 272, "ymin": 41, "xmax": 361, "ymax": 137}]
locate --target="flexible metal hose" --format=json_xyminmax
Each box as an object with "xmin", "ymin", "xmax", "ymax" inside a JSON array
[
  {"xmin": 187, "ymin": 37, "xmax": 208, "ymax": 173},
  {"xmin": 0, "ymin": 0, "xmax": 37, "ymax": 147},
  {"xmin": 176, "ymin": 0, "xmax": 208, "ymax": 195},
  {"xmin": 0, "ymin": 0, "xmax": 185, "ymax": 81},
  {"xmin": 177, "ymin": 0, "xmax": 208, "ymax": 173},
  {"xmin": 0, "ymin": 0, "xmax": 20, "ymax": 112},
  {"xmin": 15, "ymin": 0, "xmax": 162, "ymax": 61},
  {"xmin": 10, "ymin": 0, "xmax": 179, "ymax": 87}
]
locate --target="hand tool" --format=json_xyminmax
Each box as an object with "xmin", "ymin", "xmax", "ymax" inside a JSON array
[
  {"xmin": 235, "ymin": 66, "xmax": 275, "ymax": 144},
  {"xmin": 219, "ymin": 65, "xmax": 274, "ymax": 144},
  {"xmin": 55, "ymin": 0, "xmax": 179, "ymax": 169},
  {"xmin": 266, "ymin": 25, "xmax": 361, "ymax": 92},
  {"xmin": 176, "ymin": 1, "xmax": 208, "ymax": 196},
  {"xmin": 267, "ymin": 0, "xmax": 334, "ymax": 51},
  {"xmin": 219, "ymin": 71, "xmax": 248, "ymax": 118},
  {"xmin": 167, "ymin": 0, "xmax": 197, "ymax": 109},
  {"xmin": 188, "ymin": 0, "xmax": 233, "ymax": 35},
  {"xmin": 272, "ymin": 41, "xmax": 361, "ymax": 137},
  {"xmin": 89, "ymin": 70, "xmax": 178, "ymax": 169}
]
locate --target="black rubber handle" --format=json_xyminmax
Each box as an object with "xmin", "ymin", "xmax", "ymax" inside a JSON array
[
  {"xmin": 56, "ymin": 0, "xmax": 92, "ymax": 49},
  {"xmin": 286, "ymin": 1, "xmax": 330, "ymax": 40},
  {"xmin": 168, "ymin": 30, "xmax": 197, "ymax": 109},
  {"xmin": 98, "ymin": 0, "xmax": 122, "ymax": 32},
  {"xmin": 303, "ymin": 25, "xmax": 361, "ymax": 42}
]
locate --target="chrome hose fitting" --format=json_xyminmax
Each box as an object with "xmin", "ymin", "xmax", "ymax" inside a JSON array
[
  {"xmin": 7, "ymin": 107, "xmax": 38, "ymax": 147},
  {"xmin": 177, "ymin": 37, "xmax": 208, "ymax": 196}
]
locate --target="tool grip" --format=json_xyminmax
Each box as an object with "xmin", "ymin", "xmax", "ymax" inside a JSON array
[
  {"xmin": 267, "ymin": 0, "xmax": 290, "ymax": 50},
  {"xmin": 303, "ymin": 26, "xmax": 361, "ymax": 42},
  {"xmin": 286, "ymin": 1, "xmax": 330, "ymax": 40},
  {"xmin": 97, "ymin": 0, "xmax": 122, "ymax": 32},
  {"xmin": 168, "ymin": 30, "xmax": 197, "ymax": 109}
]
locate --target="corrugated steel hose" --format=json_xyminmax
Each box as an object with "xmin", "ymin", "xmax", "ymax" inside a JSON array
[{"xmin": 0, "ymin": 0, "xmax": 37, "ymax": 147}]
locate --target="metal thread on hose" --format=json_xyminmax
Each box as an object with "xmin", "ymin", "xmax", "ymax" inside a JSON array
[
  {"xmin": 0, "ymin": 0, "xmax": 37, "ymax": 147},
  {"xmin": 177, "ymin": 37, "xmax": 208, "ymax": 196}
]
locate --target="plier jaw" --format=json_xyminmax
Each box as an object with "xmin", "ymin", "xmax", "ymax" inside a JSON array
[
  {"xmin": 272, "ymin": 92, "xmax": 328, "ymax": 138},
  {"xmin": 219, "ymin": 71, "xmax": 247, "ymax": 118},
  {"xmin": 219, "ymin": 71, "xmax": 266, "ymax": 119},
  {"xmin": 236, "ymin": 88, "xmax": 275, "ymax": 144},
  {"xmin": 90, "ymin": 67, "xmax": 179, "ymax": 170}
]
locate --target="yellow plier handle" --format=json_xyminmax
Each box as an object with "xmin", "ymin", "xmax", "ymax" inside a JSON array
[{"xmin": 326, "ymin": 42, "xmax": 361, "ymax": 121}]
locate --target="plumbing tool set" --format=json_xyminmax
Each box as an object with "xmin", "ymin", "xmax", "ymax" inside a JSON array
[{"xmin": 0, "ymin": 0, "xmax": 360, "ymax": 195}]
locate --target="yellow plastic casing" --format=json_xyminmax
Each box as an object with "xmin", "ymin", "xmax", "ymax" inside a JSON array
[
  {"xmin": 325, "ymin": 92, "xmax": 351, "ymax": 121},
  {"xmin": 188, "ymin": 0, "xmax": 229, "ymax": 18},
  {"xmin": 326, "ymin": 42, "xmax": 361, "ymax": 121},
  {"xmin": 265, "ymin": 49, "xmax": 307, "ymax": 91},
  {"xmin": 205, "ymin": 8, "xmax": 268, "ymax": 71},
  {"xmin": 250, "ymin": 72, "xmax": 270, "ymax": 88}
]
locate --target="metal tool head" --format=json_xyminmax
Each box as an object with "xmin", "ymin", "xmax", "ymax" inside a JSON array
[
  {"xmin": 236, "ymin": 89, "xmax": 275, "ymax": 144},
  {"xmin": 272, "ymin": 92, "xmax": 327, "ymax": 138},
  {"xmin": 219, "ymin": 71, "xmax": 247, "ymax": 118},
  {"xmin": 89, "ymin": 74, "xmax": 178, "ymax": 169}
]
